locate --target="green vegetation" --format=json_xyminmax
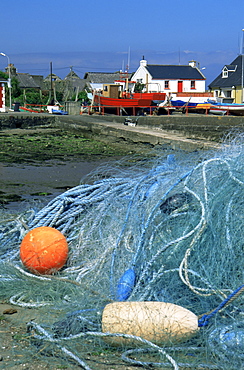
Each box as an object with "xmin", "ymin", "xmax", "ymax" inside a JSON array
[
  {"xmin": 0, "ymin": 128, "xmax": 131, "ymax": 164},
  {"xmin": 134, "ymin": 82, "xmax": 145, "ymax": 92},
  {"xmin": 11, "ymin": 88, "xmax": 63, "ymax": 107},
  {"xmin": 18, "ymin": 90, "xmax": 45, "ymax": 105},
  {"xmin": 71, "ymin": 90, "xmax": 91, "ymax": 104},
  {"xmin": 0, "ymin": 71, "xmax": 21, "ymax": 106}
]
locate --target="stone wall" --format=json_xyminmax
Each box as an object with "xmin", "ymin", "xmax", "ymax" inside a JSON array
[
  {"xmin": 0, "ymin": 113, "xmax": 54, "ymax": 129},
  {"xmin": 1, "ymin": 113, "xmax": 244, "ymax": 151},
  {"xmin": 87, "ymin": 114, "xmax": 244, "ymax": 142},
  {"xmin": 137, "ymin": 115, "xmax": 244, "ymax": 142},
  {"xmin": 54, "ymin": 114, "xmax": 244, "ymax": 150}
]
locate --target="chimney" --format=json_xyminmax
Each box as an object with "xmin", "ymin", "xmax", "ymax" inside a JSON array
[
  {"xmin": 140, "ymin": 56, "xmax": 147, "ymax": 67},
  {"xmin": 189, "ymin": 60, "xmax": 199, "ymax": 68},
  {"xmin": 5, "ymin": 63, "xmax": 17, "ymax": 76}
]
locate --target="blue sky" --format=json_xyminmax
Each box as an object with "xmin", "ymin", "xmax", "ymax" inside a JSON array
[{"xmin": 1, "ymin": 0, "xmax": 244, "ymax": 86}]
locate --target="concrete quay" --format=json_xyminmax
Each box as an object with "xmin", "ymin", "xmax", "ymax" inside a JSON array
[{"xmin": 1, "ymin": 112, "xmax": 244, "ymax": 152}]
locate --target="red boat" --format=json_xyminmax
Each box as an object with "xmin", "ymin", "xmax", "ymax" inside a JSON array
[
  {"xmin": 93, "ymin": 94, "xmax": 151, "ymax": 108},
  {"xmin": 92, "ymin": 84, "xmax": 166, "ymax": 115},
  {"xmin": 132, "ymin": 92, "xmax": 166, "ymax": 101}
]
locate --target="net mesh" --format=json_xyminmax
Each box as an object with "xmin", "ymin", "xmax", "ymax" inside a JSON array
[{"xmin": 1, "ymin": 138, "xmax": 244, "ymax": 369}]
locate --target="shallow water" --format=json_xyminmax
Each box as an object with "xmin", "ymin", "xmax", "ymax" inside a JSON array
[{"xmin": 0, "ymin": 158, "xmax": 119, "ymax": 211}]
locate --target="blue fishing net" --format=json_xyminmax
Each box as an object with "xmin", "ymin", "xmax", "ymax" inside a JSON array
[{"xmin": 1, "ymin": 143, "xmax": 244, "ymax": 369}]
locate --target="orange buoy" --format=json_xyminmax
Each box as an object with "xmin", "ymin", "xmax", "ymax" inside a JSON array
[
  {"xmin": 20, "ymin": 226, "xmax": 68, "ymax": 275},
  {"xmin": 102, "ymin": 301, "xmax": 199, "ymax": 346}
]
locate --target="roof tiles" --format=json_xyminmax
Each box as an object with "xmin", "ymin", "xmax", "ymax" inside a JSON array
[{"xmin": 145, "ymin": 65, "xmax": 204, "ymax": 80}]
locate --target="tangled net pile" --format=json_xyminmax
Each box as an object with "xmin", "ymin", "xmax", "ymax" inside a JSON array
[{"xmin": 1, "ymin": 139, "xmax": 244, "ymax": 369}]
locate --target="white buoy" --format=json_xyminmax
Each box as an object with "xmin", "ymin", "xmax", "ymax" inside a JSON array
[{"xmin": 102, "ymin": 301, "xmax": 199, "ymax": 346}]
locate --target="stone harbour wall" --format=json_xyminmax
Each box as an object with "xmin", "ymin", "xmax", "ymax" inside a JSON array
[
  {"xmin": 1, "ymin": 112, "xmax": 244, "ymax": 151},
  {"xmin": 0, "ymin": 113, "xmax": 54, "ymax": 129}
]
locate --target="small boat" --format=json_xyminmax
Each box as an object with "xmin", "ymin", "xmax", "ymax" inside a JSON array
[
  {"xmin": 20, "ymin": 106, "xmax": 40, "ymax": 113},
  {"xmin": 207, "ymin": 98, "xmax": 244, "ymax": 116},
  {"xmin": 171, "ymin": 99, "xmax": 198, "ymax": 109},
  {"xmin": 191, "ymin": 102, "xmax": 213, "ymax": 114},
  {"xmin": 170, "ymin": 93, "xmax": 215, "ymax": 113},
  {"xmin": 19, "ymin": 106, "xmax": 46, "ymax": 113},
  {"xmin": 46, "ymin": 105, "xmax": 68, "ymax": 115},
  {"xmin": 51, "ymin": 109, "xmax": 68, "ymax": 115}
]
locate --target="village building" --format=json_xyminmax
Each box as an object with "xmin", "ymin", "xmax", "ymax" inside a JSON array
[
  {"xmin": 132, "ymin": 58, "xmax": 206, "ymax": 94},
  {"xmin": 43, "ymin": 69, "xmax": 88, "ymax": 101},
  {"xmin": 208, "ymin": 54, "xmax": 244, "ymax": 103},
  {"xmin": 4, "ymin": 63, "xmax": 42, "ymax": 106},
  {"xmin": 43, "ymin": 73, "xmax": 63, "ymax": 95},
  {"xmin": 16, "ymin": 73, "xmax": 42, "ymax": 90},
  {"xmin": 63, "ymin": 69, "xmax": 87, "ymax": 100},
  {"xmin": 83, "ymin": 72, "xmax": 132, "ymax": 92},
  {"xmin": 5, "ymin": 64, "xmax": 42, "ymax": 91}
]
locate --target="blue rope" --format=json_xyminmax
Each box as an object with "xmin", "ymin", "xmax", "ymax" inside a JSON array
[
  {"xmin": 198, "ymin": 284, "xmax": 244, "ymax": 327},
  {"xmin": 109, "ymin": 156, "xmax": 179, "ymax": 299}
]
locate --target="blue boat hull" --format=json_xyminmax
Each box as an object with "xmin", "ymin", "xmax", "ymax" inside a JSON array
[{"xmin": 171, "ymin": 99, "xmax": 198, "ymax": 108}]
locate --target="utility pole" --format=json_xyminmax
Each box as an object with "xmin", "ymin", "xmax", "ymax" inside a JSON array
[{"xmin": 50, "ymin": 61, "xmax": 53, "ymax": 94}]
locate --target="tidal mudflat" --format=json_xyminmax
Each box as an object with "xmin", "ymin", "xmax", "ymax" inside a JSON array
[{"xmin": 0, "ymin": 127, "xmax": 137, "ymax": 210}]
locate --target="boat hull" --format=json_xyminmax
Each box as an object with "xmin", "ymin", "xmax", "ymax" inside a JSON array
[
  {"xmin": 170, "ymin": 94, "xmax": 214, "ymax": 112},
  {"xmin": 209, "ymin": 103, "xmax": 244, "ymax": 116},
  {"xmin": 132, "ymin": 92, "xmax": 166, "ymax": 101},
  {"xmin": 171, "ymin": 99, "xmax": 198, "ymax": 108},
  {"xmin": 93, "ymin": 93, "xmax": 156, "ymax": 115},
  {"xmin": 94, "ymin": 95, "xmax": 151, "ymax": 108}
]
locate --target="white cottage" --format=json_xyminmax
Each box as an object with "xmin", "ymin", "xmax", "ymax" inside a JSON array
[{"xmin": 132, "ymin": 58, "xmax": 206, "ymax": 94}]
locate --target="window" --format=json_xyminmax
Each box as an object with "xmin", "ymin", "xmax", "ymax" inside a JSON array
[
  {"xmin": 222, "ymin": 67, "xmax": 228, "ymax": 78},
  {"xmin": 222, "ymin": 65, "xmax": 237, "ymax": 79},
  {"xmin": 226, "ymin": 90, "xmax": 232, "ymax": 98},
  {"xmin": 164, "ymin": 80, "xmax": 169, "ymax": 89},
  {"xmin": 137, "ymin": 79, "xmax": 143, "ymax": 83},
  {"xmin": 190, "ymin": 81, "xmax": 195, "ymax": 89},
  {"xmin": 103, "ymin": 86, "xmax": 108, "ymax": 91}
]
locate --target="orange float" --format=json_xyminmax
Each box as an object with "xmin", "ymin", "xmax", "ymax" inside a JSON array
[{"xmin": 20, "ymin": 226, "xmax": 68, "ymax": 275}]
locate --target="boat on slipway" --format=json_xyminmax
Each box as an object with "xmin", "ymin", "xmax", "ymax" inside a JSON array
[
  {"xmin": 93, "ymin": 94, "xmax": 152, "ymax": 108},
  {"xmin": 93, "ymin": 94, "xmax": 151, "ymax": 115},
  {"xmin": 191, "ymin": 98, "xmax": 244, "ymax": 116},
  {"xmin": 18, "ymin": 105, "xmax": 68, "ymax": 115},
  {"xmin": 207, "ymin": 98, "xmax": 244, "ymax": 116},
  {"xmin": 92, "ymin": 84, "xmax": 166, "ymax": 115},
  {"xmin": 170, "ymin": 92, "xmax": 214, "ymax": 112}
]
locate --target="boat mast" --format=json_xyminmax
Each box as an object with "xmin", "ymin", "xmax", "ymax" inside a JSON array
[
  {"xmin": 50, "ymin": 61, "xmax": 54, "ymax": 103},
  {"xmin": 125, "ymin": 47, "xmax": 130, "ymax": 93}
]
